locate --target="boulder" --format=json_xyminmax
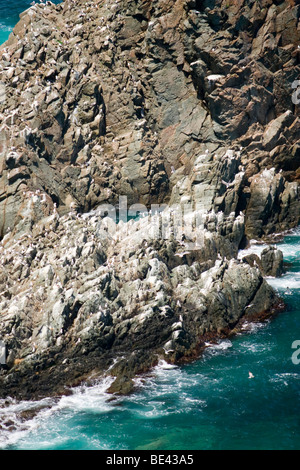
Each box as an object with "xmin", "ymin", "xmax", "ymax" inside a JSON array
[{"xmin": 260, "ymin": 246, "xmax": 284, "ymax": 277}]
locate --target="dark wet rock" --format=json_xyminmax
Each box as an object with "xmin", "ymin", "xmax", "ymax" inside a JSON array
[{"xmin": 107, "ymin": 376, "xmax": 135, "ymax": 396}]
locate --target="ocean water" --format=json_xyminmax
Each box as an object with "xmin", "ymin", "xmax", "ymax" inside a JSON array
[
  {"xmin": 0, "ymin": 0, "xmax": 62, "ymax": 45},
  {"xmin": 0, "ymin": 227, "xmax": 298, "ymax": 450}
]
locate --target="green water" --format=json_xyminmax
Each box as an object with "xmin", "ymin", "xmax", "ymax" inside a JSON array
[{"xmin": 0, "ymin": 228, "xmax": 299, "ymax": 450}]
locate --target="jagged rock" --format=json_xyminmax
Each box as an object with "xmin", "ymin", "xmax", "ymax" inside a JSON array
[
  {"xmin": 262, "ymin": 111, "xmax": 295, "ymax": 151},
  {"xmin": 245, "ymin": 168, "xmax": 300, "ymax": 238},
  {"xmin": 0, "ymin": 208, "xmax": 282, "ymax": 399},
  {"xmin": 0, "ymin": 0, "xmax": 298, "ymax": 238},
  {"xmin": 107, "ymin": 376, "xmax": 135, "ymax": 396},
  {"xmin": 260, "ymin": 246, "xmax": 284, "ymax": 277},
  {"xmin": 242, "ymin": 246, "xmax": 284, "ymax": 278},
  {"xmin": 0, "ymin": 0, "xmax": 298, "ymax": 399}
]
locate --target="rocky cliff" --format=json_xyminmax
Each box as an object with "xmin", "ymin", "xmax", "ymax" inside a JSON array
[{"xmin": 0, "ymin": 0, "xmax": 298, "ymax": 399}]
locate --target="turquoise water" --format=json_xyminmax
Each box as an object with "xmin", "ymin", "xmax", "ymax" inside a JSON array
[
  {"xmin": 0, "ymin": 0, "xmax": 62, "ymax": 45},
  {"xmin": 0, "ymin": 227, "xmax": 299, "ymax": 450}
]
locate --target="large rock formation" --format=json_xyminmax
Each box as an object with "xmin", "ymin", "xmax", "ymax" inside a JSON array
[
  {"xmin": 0, "ymin": 207, "xmax": 280, "ymax": 399},
  {"xmin": 0, "ymin": 0, "xmax": 298, "ymax": 399}
]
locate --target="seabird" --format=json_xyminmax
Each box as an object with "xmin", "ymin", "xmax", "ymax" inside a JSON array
[
  {"xmin": 244, "ymin": 303, "xmax": 254, "ymax": 311},
  {"xmin": 221, "ymin": 179, "xmax": 234, "ymax": 189}
]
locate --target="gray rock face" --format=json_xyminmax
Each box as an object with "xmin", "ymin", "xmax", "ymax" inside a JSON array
[
  {"xmin": 0, "ymin": 0, "xmax": 298, "ymax": 398},
  {"xmin": 0, "ymin": 0, "xmax": 299, "ymax": 238},
  {"xmin": 0, "ymin": 206, "xmax": 282, "ymax": 399},
  {"xmin": 260, "ymin": 246, "xmax": 284, "ymax": 278},
  {"xmin": 242, "ymin": 246, "xmax": 284, "ymax": 278}
]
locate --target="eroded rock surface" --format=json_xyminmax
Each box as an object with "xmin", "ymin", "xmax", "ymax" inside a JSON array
[
  {"xmin": 0, "ymin": 0, "xmax": 298, "ymax": 398},
  {"xmin": 0, "ymin": 207, "xmax": 280, "ymax": 399}
]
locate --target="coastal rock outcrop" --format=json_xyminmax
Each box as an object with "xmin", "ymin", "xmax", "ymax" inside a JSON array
[
  {"xmin": 0, "ymin": 0, "xmax": 299, "ymax": 238},
  {"xmin": 0, "ymin": 0, "xmax": 298, "ymax": 398},
  {"xmin": 0, "ymin": 207, "xmax": 279, "ymax": 399}
]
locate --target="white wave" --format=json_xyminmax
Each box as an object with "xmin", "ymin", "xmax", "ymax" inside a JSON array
[
  {"xmin": 154, "ymin": 359, "xmax": 178, "ymax": 371},
  {"xmin": 239, "ymin": 321, "xmax": 267, "ymax": 334},
  {"xmin": 269, "ymin": 373, "xmax": 300, "ymax": 387},
  {"xmin": 0, "ymin": 377, "xmax": 116, "ymax": 449},
  {"xmin": 284, "ymin": 226, "xmax": 300, "ymax": 237},
  {"xmin": 238, "ymin": 241, "xmax": 269, "ymax": 260},
  {"xmin": 135, "ymin": 401, "xmax": 173, "ymax": 419},
  {"xmin": 271, "ymin": 372, "xmax": 300, "ymax": 380},
  {"xmin": 278, "ymin": 244, "xmax": 300, "ymax": 260},
  {"xmin": 55, "ymin": 377, "xmax": 116, "ymax": 414},
  {"xmin": 0, "ymin": 396, "xmax": 56, "ymax": 449},
  {"xmin": 266, "ymin": 273, "xmax": 300, "ymax": 292},
  {"xmin": 135, "ymin": 395, "xmax": 207, "ymax": 419},
  {"xmin": 183, "ymin": 396, "xmax": 206, "ymax": 407},
  {"xmin": 239, "ymin": 341, "xmax": 273, "ymax": 354},
  {"xmin": 238, "ymin": 225, "xmax": 300, "ymax": 262},
  {"xmin": 0, "ymin": 24, "xmax": 12, "ymax": 32},
  {"xmin": 204, "ymin": 339, "xmax": 233, "ymax": 354}
]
